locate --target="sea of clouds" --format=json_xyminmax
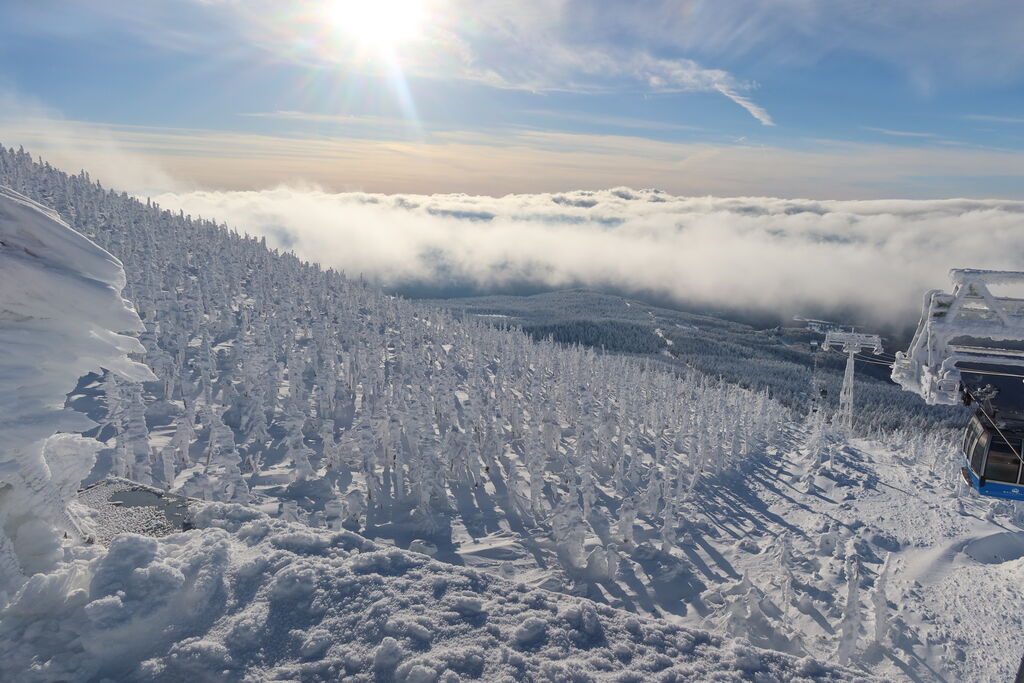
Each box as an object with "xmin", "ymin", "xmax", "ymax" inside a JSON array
[{"xmin": 151, "ymin": 187, "xmax": 1024, "ymax": 330}]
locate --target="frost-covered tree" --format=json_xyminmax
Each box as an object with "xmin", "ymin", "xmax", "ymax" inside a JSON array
[
  {"xmin": 837, "ymin": 539, "xmax": 863, "ymax": 665},
  {"xmin": 0, "ymin": 144, "xmax": 804, "ymax": 581},
  {"xmin": 281, "ymin": 398, "xmax": 316, "ymax": 482},
  {"xmin": 123, "ymin": 383, "xmax": 152, "ymax": 485}
]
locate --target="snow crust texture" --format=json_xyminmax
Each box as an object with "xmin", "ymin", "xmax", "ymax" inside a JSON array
[
  {"xmin": 0, "ymin": 502, "xmax": 863, "ymax": 682},
  {"xmin": 0, "ymin": 186, "xmax": 152, "ymax": 599},
  {"xmin": 74, "ymin": 478, "xmax": 194, "ymax": 546}
]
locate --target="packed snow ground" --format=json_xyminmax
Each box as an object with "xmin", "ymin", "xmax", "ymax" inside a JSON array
[
  {"xmin": 1, "ymin": 502, "xmax": 865, "ymax": 682},
  {"xmin": 232, "ymin": 419, "xmax": 1024, "ymax": 682},
  {"xmin": 722, "ymin": 430, "xmax": 1024, "ymax": 682}
]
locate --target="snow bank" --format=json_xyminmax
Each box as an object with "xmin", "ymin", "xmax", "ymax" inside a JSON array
[
  {"xmin": 0, "ymin": 186, "xmax": 153, "ymax": 598},
  {"xmin": 0, "ymin": 503, "xmax": 861, "ymax": 682}
]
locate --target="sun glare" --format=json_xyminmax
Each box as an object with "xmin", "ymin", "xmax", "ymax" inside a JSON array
[{"xmin": 323, "ymin": 0, "xmax": 427, "ymax": 53}]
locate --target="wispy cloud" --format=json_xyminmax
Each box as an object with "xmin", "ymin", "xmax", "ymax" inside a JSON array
[
  {"xmin": 0, "ymin": 91, "xmax": 180, "ymax": 194},
  {"xmin": 237, "ymin": 111, "xmax": 425, "ymax": 139},
  {"xmin": 519, "ymin": 110, "xmax": 704, "ymax": 132},
  {"xmin": 444, "ymin": 25, "xmax": 775, "ymax": 125},
  {"xmin": 715, "ymin": 84, "xmax": 774, "ymax": 127},
  {"xmin": 20, "ymin": 0, "xmax": 1023, "ymax": 132},
  {"xmin": 964, "ymin": 114, "xmax": 1024, "ymax": 125},
  {"xmin": 587, "ymin": 0, "xmax": 1024, "ymax": 92},
  {"xmin": 4, "ymin": 115, "xmax": 1023, "ymax": 198},
  {"xmin": 241, "ymin": 111, "xmax": 369, "ymax": 124},
  {"xmin": 862, "ymin": 126, "xmax": 937, "ymax": 138},
  {"xmin": 63, "ymin": 0, "xmax": 777, "ymax": 126}
]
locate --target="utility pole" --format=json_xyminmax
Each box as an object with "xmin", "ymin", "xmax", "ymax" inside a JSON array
[{"xmin": 822, "ymin": 331, "xmax": 883, "ymax": 434}]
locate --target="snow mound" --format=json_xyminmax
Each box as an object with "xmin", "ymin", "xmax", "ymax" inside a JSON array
[
  {"xmin": 0, "ymin": 503, "xmax": 863, "ymax": 682},
  {"xmin": 0, "ymin": 186, "xmax": 154, "ymax": 599}
]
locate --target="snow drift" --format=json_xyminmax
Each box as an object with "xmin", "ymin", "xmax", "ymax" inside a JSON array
[
  {"xmin": 0, "ymin": 502, "xmax": 859, "ymax": 682},
  {"xmin": 0, "ymin": 186, "xmax": 153, "ymax": 599}
]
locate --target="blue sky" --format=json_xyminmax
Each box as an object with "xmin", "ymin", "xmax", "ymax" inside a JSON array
[{"xmin": 1, "ymin": 0, "xmax": 1022, "ymax": 198}]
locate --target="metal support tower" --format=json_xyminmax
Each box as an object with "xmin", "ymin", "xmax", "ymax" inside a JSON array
[{"xmin": 822, "ymin": 331, "xmax": 883, "ymax": 434}]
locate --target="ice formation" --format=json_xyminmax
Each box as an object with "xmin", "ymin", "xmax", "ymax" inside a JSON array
[
  {"xmin": 0, "ymin": 186, "xmax": 153, "ymax": 600},
  {"xmin": 892, "ymin": 269, "xmax": 1024, "ymax": 405}
]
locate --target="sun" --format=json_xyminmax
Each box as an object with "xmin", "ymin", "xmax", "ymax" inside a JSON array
[{"xmin": 323, "ymin": 0, "xmax": 427, "ymax": 53}]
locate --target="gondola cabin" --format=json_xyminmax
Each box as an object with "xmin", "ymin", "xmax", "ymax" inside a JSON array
[{"xmin": 960, "ymin": 411, "xmax": 1024, "ymax": 500}]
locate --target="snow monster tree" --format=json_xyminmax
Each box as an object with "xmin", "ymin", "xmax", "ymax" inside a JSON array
[{"xmin": 0, "ymin": 186, "xmax": 153, "ymax": 601}]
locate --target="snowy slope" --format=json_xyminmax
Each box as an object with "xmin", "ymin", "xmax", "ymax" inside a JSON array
[
  {"xmin": 3, "ymin": 148, "xmax": 1023, "ymax": 682},
  {"xmin": 707, "ymin": 427, "xmax": 1024, "ymax": 682},
  {"xmin": 282, "ymin": 415, "xmax": 1020, "ymax": 682},
  {"xmin": 0, "ymin": 502, "xmax": 864, "ymax": 682},
  {"xmin": 0, "ymin": 168, "xmax": 855, "ymax": 682}
]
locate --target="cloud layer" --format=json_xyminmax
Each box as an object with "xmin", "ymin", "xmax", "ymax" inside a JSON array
[{"xmin": 151, "ymin": 186, "xmax": 1024, "ymax": 330}]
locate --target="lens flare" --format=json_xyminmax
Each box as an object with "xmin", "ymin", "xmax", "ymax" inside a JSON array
[{"xmin": 323, "ymin": 0, "xmax": 427, "ymax": 53}]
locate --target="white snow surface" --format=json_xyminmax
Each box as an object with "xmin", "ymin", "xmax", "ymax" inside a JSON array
[
  {"xmin": 0, "ymin": 186, "xmax": 153, "ymax": 598},
  {"xmin": 724, "ymin": 433, "xmax": 1024, "ymax": 682},
  {"xmin": 0, "ymin": 186, "xmax": 153, "ymax": 448},
  {"xmin": 0, "ymin": 502, "xmax": 862, "ymax": 682}
]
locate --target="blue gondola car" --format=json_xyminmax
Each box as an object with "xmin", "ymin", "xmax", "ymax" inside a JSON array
[{"xmin": 960, "ymin": 410, "xmax": 1024, "ymax": 501}]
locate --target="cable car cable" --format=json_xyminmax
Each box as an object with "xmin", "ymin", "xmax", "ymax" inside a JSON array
[
  {"xmin": 851, "ymin": 353, "xmax": 1024, "ymax": 380},
  {"xmin": 849, "ymin": 356, "xmax": 1024, "ymax": 465},
  {"xmin": 835, "ymin": 348, "xmax": 1024, "ymax": 464},
  {"xmin": 854, "ymin": 356, "xmax": 895, "ymax": 365},
  {"xmin": 842, "ymin": 352, "xmax": 1024, "ymax": 465},
  {"xmin": 853, "ymin": 355, "xmax": 896, "ymax": 367},
  {"xmin": 958, "ymin": 367, "xmax": 1024, "ymax": 380},
  {"xmin": 847, "ymin": 354, "xmax": 1024, "ymax": 471}
]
